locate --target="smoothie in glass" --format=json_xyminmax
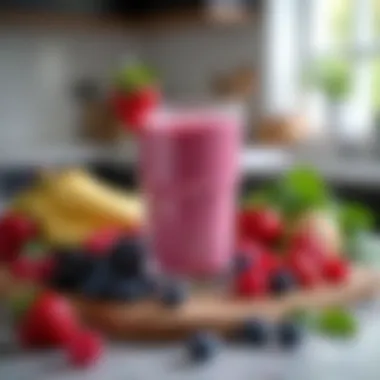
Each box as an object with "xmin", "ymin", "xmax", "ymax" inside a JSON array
[{"xmin": 140, "ymin": 106, "xmax": 242, "ymax": 277}]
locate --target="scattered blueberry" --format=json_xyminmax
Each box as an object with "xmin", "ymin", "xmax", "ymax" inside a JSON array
[
  {"xmin": 269, "ymin": 270, "xmax": 297, "ymax": 296},
  {"xmin": 276, "ymin": 321, "xmax": 303, "ymax": 349},
  {"xmin": 106, "ymin": 277, "xmax": 147, "ymax": 302},
  {"xmin": 233, "ymin": 255, "xmax": 254, "ymax": 274},
  {"xmin": 80, "ymin": 259, "xmax": 111, "ymax": 299},
  {"xmin": 160, "ymin": 282, "xmax": 188, "ymax": 308},
  {"xmin": 187, "ymin": 331, "xmax": 221, "ymax": 363},
  {"xmin": 110, "ymin": 236, "xmax": 146, "ymax": 277},
  {"xmin": 50, "ymin": 250, "xmax": 95, "ymax": 292},
  {"xmin": 238, "ymin": 318, "xmax": 271, "ymax": 346}
]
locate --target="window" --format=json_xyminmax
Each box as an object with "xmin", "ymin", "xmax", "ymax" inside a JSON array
[{"xmin": 301, "ymin": 0, "xmax": 380, "ymax": 141}]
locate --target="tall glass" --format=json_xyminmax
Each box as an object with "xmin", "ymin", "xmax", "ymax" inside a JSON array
[{"xmin": 140, "ymin": 106, "xmax": 242, "ymax": 277}]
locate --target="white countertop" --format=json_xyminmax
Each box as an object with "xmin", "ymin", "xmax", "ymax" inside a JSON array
[
  {"xmin": 1, "ymin": 142, "xmax": 380, "ymax": 186},
  {"xmin": 1, "ymin": 302, "xmax": 380, "ymax": 380}
]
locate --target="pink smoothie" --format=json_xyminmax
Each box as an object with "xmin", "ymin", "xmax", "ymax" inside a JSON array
[{"xmin": 140, "ymin": 107, "xmax": 242, "ymax": 277}]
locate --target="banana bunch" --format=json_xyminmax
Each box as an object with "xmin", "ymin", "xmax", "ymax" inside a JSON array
[{"xmin": 12, "ymin": 169, "xmax": 144, "ymax": 247}]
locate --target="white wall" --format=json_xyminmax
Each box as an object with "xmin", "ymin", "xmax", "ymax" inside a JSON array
[
  {"xmin": 0, "ymin": 23, "xmax": 259, "ymax": 156},
  {"xmin": 140, "ymin": 23, "xmax": 259, "ymax": 98},
  {"xmin": 0, "ymin": 27, "xmax": 139, "ymax": 152}
]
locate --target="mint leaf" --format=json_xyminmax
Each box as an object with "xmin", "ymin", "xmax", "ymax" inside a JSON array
[
  {"xmin": 339, "ymin": 203, "xmax": 374, "ymax": 237},
  {"xmin": 276, "ymin": 166, "xmax": 329, "ymax": 218},
  {"xmin": 314, "ymin": 308, "xmax": 358, "ymax": 338}
]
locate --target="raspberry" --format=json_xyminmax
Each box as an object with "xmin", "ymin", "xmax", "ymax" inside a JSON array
[
  {"xmin": 67, "ymin": 330, "xmax": 104, "ymax": 367},
  {"xmin": 289, "ymin": 251, "xmax": 322, "ymax": 289},
  {"xmin": 323, "ymin": 258, "xmax": 349, "ymax": 284},
  {"xmin": 234, "ymin": 270, "xmax": 267, "ymax": 298}
]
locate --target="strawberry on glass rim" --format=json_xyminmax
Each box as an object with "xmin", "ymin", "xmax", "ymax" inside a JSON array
[{"xmin": 111, "ymin": 63, "xmax": 161, "ymax": 133}]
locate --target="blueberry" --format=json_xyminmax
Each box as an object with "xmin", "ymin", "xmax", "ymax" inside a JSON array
[
  {"xmin": 50, "ymin": 250, "xmax": 95, "ymax": 292},
  {"xmin": 110, "ymin": 237, "xmax": 146, "ymax": 277},
  {"xmin": 80, "ymin": 260, "xmax": 110, "ymax": 299},
  {"xmin": 187, "ymin": 331, "xmax": 221, "ymax": 362},
  {"xmin": 233, "ymin": 255, "xmax": 254, "ymax": 274},
  {"xmin": 276, "ymin": 321, "xmax": 303, "ymax": 349},
  {"xmin": 160, "ymin": 282, "xmax": 188, "ymax": 308},
  {"xmin": 269, "ymin": 270, "xmax": 297, "ymax": 296},
  {"xmin": 238, "ymin": 318, "xmax": 271, "ymax": 346},
  {"xmin": 106, "ymin": 277, "xmax": 147, "ymax": 302}
]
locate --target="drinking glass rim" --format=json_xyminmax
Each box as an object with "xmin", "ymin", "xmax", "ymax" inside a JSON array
[{"xmin": 145, "ymin": 102, "xmax": 244, "ymax": 130}]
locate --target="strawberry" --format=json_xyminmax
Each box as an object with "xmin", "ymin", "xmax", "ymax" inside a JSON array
[
  {"xmin": 0, "ymin": 234, "xmax": 21, "ymax": 263},
  {"xmin": 112, "ymin": 86, "xmax": 160, "ymax": 131},
  {"xmin": 0, "ymin": 212, "xmax": 37, "ymax": 243},
  {"xmin": 322, "ymin": 258, "xmax": 350, "ymax": 284},
  {"xmin": 19, "ymin": 291, "xmax": 80, "ymax": 348},
  {"xmin": 0, "ymin": 213, "xmax": 38, "ymax": 263},
  {"xmin": 67, "ymin": 329, "xmax": 104, "ymax": 368}
]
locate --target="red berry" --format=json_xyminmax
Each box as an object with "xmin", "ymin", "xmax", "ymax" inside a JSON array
[
  {"xmin": 35, "ymin": 257, "xmax": 57, "ymax": 283},
  {"xmin": 0, "ymin": 213, "xmax": 37, "ymax": 243},
  {"xmin": 0, "ymin": 234, "xmax": 21, "ymax": 263},
  {"xmin": 322, "ymin": 258, "xmax": 349, "ymax": 284},
  {"xmin": 237, "ymin": 208, "xmax": 282, "ymax": 243},
  {"xmin": 111, "ymin": 87, "xmax": 160, "ymax": 131},
  {"xmin": 20, "ymin": 291, "xmax": 80, "ymax": 347},
  {"xmin": 288, "ymin": 249, "xmax": 322, "ymax": 288},
  {"xmin": 262, "ymin": 252, "xmax": 282, "ymax": 275},
  {"xmin": 19, "ymin": 316, "xmax": 52, "ymax": 348},
  {"xmin": 67, "ymin": 330, "xmax": 104, "ymax": 368},
  {"xmin": 84, "ymin": 228, "xmax": 122, "ymax": 257},
  {"xmin": 234, "ymin": 270, "xmax": 267, "ymax": 298},
  {"xmin": 10, "ymin": 257, "xmax": 39, "ymax": 281}
]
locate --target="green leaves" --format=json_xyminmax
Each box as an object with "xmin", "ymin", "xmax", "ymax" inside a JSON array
[
  {"xmin": 245, "ymin": 166, "xmax": 330, "ymax": 218},
  {"xmin": 307, "ymin": 58, "xmax": 353, "ymax": 101},
  {"xmin": 287, "ymin": 307, "xmax": 358, "ymax": 339},
  {"xmin": 114, "ymin": 63, "xmax": 158, "ymax": 93},
  {"xmin": 338, "ymin": 203, "xmax": 374, "ymax": 237},
  {"xmin": 278, "ymin": 166, "xmax": 329, "ymax": 217},
  {"xmin": 313, "ymin": 308, "xmax": 358, "ymax": 338},
  {"xmin": 243, "ymin": 166, "xmax": 374, "ymax": 260}
]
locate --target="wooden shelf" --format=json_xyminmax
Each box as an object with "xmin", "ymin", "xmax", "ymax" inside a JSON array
[
  {"xmin": 0, "ymin": 11, "xmax": 132, "ymax": 32},
  {"xmin": 0, "ymin": 8, "xmax": 256, "ymax": 31}
]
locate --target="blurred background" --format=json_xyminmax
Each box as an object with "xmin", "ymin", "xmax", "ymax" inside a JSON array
[{"xmin": 0, "ymin": 0, "xmax": 380, "ymax": 224}]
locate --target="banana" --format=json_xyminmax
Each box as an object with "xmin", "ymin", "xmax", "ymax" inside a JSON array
[
  {"xmin": 47, "ymin": 169, "xmax": 144, "ymax": 228},
  {"xmin": 10, "ymin": 168, "xmax": 144, "ymax": 247}
]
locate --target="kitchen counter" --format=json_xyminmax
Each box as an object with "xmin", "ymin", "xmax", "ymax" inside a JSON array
[
  {"xmin": 2, "ymin": 142, "xmax": 380, "ymax": 187},
  {"xmin": 1, "ymin": 301, "xmax": 380, "ymax": 380}
]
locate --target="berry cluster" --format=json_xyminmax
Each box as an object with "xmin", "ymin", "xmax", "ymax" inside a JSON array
[
  {"xmin": 234, "ymin": 207, "xmax": 350, "ymax": 298},
  {"xmin": 50, "ymin": 236, "xmax": 152, "ymax": 302}
]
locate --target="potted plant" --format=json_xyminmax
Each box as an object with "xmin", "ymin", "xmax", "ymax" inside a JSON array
[{"xmin": 307, "ymin": 58, "xmax": 353, "ymax": 147}]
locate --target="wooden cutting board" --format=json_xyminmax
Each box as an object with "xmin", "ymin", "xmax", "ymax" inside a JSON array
[{"xmin": 2, "ymin": 267, "xmax": 380, "ymax": 341}]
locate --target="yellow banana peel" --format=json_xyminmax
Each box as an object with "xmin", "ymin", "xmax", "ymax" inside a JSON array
[{"xmin": 10, "ymin": 168, "xmax": 144, "ymax": 247}]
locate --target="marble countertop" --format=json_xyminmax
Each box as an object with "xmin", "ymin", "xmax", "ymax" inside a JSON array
[{"xmin": 1, "ymin": 300, "xmax": 380, "ymax": 380}]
